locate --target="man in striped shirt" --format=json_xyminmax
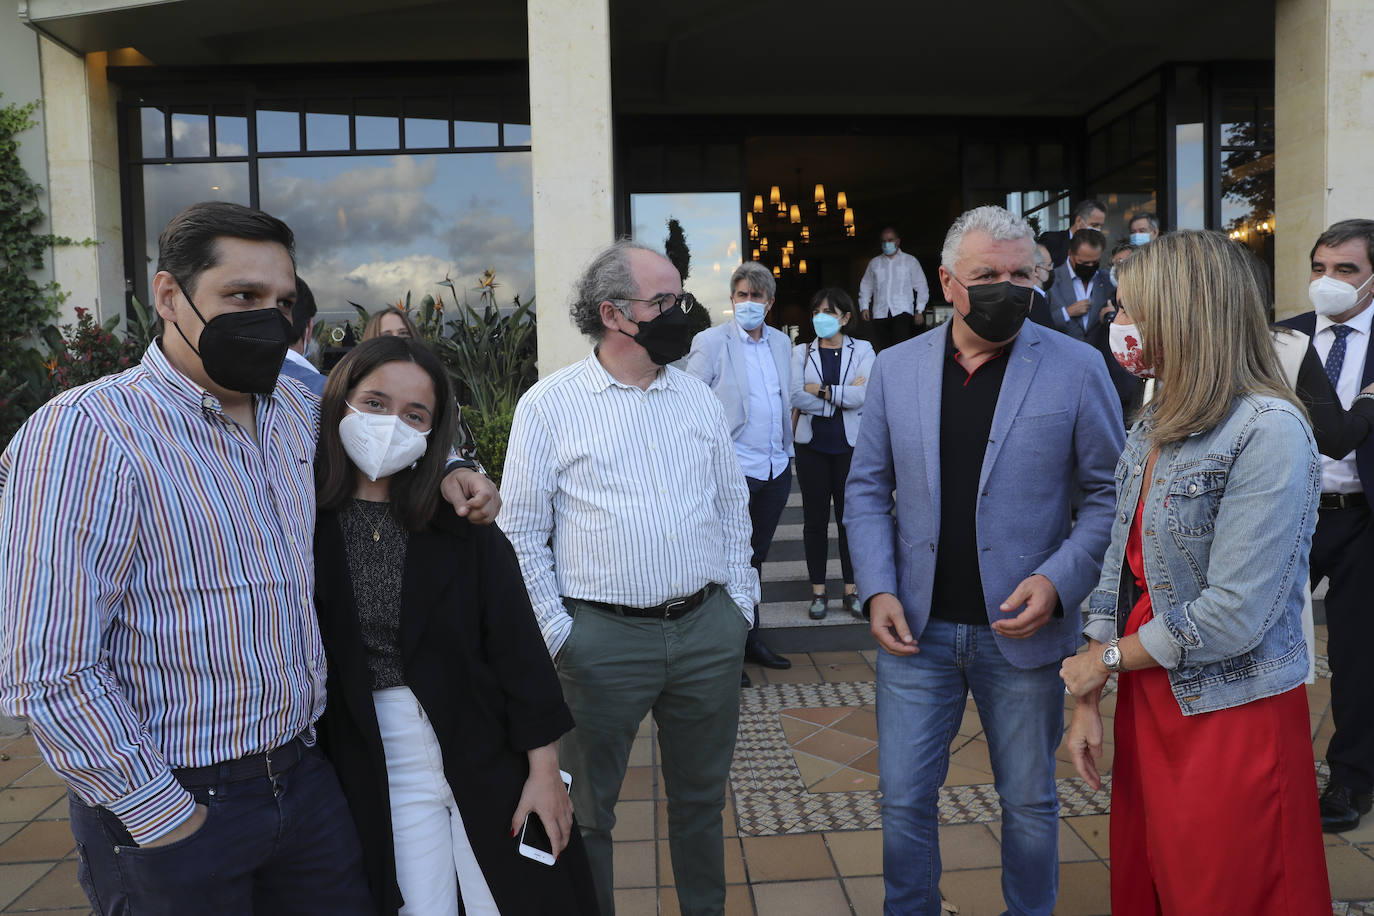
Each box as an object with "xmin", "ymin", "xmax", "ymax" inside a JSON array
[
  {"xmin": 501, "ymin": 240, "xmax": 757, "ymax": 916},
  {"xmin": 0, "ymin": 201, "xmax": 495, "ymax": 915}
]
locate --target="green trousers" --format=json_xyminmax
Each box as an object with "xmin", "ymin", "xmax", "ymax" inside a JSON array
[{"xmin": 557, "ymin": 587, "xmax": 748, "ymax": 916}]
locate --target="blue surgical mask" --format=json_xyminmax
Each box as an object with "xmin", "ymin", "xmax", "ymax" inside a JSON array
[
  {"xmin": 1129, "ymin": 232, "xmax": 1151, "ymax": 247},
  {"xmin": 882, "ymin": 241, "xmax": 898, "ymax": 256},
  {"xmin": 812, "ymin": 312, "xmax": 841, "ymax": 339},
  {"xmin": 735, "ymin": 301, "xmax": 767, "ymax": 331}
]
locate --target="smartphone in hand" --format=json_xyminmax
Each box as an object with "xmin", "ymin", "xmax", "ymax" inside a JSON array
[{"xmin": 516, "ymin": 769, "xmax": 573, "ymax": 866}]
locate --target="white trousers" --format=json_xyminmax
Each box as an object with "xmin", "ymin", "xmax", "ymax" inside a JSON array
[{"xmin": 373, "ymin": 686, "xmax": 500, "ymax": 916}]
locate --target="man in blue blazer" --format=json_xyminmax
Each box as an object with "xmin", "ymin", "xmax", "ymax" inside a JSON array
[
  {"xmin": 846, "ymin": 206, "xmax": 1124, "ymax": 915},
  {"xmin": 686, "ymin": 261, "xmax": 794, "ymax": 676},
  {"xmin": 1048, "ymin": 228, "xmax": 1114, "ymax": 342},
  {"xmin": 278, "ymin": 275, "xmax": 327, "ymax": 397},
  {"xmin": 1279, "ymin": 218, "xmax": 1374, "ymax": 833}
]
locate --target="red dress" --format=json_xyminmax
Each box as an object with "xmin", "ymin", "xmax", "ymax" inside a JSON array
[{"xmin": 1110, "ymin": 500, "xmax": 1331, "ymax": 915}]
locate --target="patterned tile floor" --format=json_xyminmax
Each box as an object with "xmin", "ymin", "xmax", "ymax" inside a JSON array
[{"xmin": 0, "ymin": 631, "xmax": 1370, "ymax": 914}]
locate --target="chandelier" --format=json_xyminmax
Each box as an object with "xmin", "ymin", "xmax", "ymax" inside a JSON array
[{"xmin": 746, "ymin": 169, "xmax": 856, "ymax": 278}]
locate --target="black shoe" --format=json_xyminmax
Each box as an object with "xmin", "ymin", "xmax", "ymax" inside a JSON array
[
  {"xmin": 1319, "ymin": 781, "xmax": 1372, "ymax": 833},
  {"xmin": 744, "ymin": 630, "xmax": 791, "ymax": 669},
  {"xmin": 842, "ymin": 593, "xmax": 864, "ymax": 620},
  {"xmin": 740, "ymin": 669, "xmax": 751, "ymax": 688}
]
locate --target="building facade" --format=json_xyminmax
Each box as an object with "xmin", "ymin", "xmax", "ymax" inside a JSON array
[{"xmin": 5, "ymin": 0, "xmax": 1372, "ymax": 371}]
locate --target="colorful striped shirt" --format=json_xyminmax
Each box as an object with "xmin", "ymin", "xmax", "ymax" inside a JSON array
[
  {"xmin": 500, "ymin": 352, "xmax": 758, "ymax": 658},
  {"xmin": 0, "ymin": 342, "xmax": 324, "ymax": 844}
]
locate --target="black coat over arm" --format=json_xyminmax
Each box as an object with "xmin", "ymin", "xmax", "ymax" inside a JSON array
[{"xmin": 314, "ymin": 509, "xmax": 597, "ymax": 915}]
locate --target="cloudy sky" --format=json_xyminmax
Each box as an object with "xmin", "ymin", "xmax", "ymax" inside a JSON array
[
  {"xmin": 138, "ymin": 109, "xmax": 534, "ymax": 327},
  {"xmin": 630, "ymin": 191, "xmax": 743, "ymax": 323}
]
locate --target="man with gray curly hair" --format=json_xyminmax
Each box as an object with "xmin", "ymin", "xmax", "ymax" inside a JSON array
[
  {"xmin": 501, "ymin": 239, "xmax": 757, "ymax": 915},
  {"xmin": 846, "ymin": 206, "xmax": 1124, "ymax": 914}
]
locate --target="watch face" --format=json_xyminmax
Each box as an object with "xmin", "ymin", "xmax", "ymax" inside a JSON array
[{"xmin": 1103, "ymin": 646, "xmax": 1122, "ymax": 669}]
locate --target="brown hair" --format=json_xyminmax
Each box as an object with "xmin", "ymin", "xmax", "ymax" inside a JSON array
[
  {"xmin": 362, "ymin": 307, "xmax": 421, "ymax": 341},
  {"xmin": 1118, "ymin": 230, "xmax": 1304, "ymax": 445},
  {"xmin": 316, "ymin": 336, "xmax": 457, "ymax": 531}
]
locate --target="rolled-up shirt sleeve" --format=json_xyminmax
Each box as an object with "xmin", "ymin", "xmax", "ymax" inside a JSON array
[{"xmin": 0, "ymin": 406, "xmax": 196, "ymax": 844}]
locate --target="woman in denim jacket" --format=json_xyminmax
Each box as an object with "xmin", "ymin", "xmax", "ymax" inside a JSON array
[{"xmin": 1060, "ymin": 231, "xmax": 1331, "ymax": 914}]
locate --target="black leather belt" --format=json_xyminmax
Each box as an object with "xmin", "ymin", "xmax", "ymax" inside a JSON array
[
  {"xmin": 582, "ymin": 584, "xmax": 717, "ymax": 621},
  {"xmin": 1320, "ymin": 492, "xmax": 1367, "ymax": 510},
  {"xmin": 172, "ymin": 733, "xmax": 310, "ymax": 786}
]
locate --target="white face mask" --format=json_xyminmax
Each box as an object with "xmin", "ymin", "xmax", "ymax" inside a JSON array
[
  {"xmin": 339, "ymin": 404, "xmax": 431, "ymax": 482},
  {"xmin": 1309, "ymin": 274, "xmax": 1374, "ymax": 318},
  {"xmin": 881, "ymin": 241, "xmax": 898, "ymax": 256},
  {"xmin": 734, "ymin": 300, "xmax": 767, "ymax": 331},
  {"xmin": 1109, "ymin": 320, "xmax": 1154, "ymax": 379}
]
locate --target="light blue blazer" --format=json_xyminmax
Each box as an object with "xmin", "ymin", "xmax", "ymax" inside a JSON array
[
  {"xmin": 685, "ymin": 321, "xmax": 794, "ymax": 456},
  {"xmin": 791, "ymin": 336, "xmax": 876, "ymax": 449},
  {"xmin": 844, "ymin": 321, "xmax": 1125, "ymax": 669},
  {"xmin": 279, "ymin": 357, "xmax": 327, "ymax": 397}
]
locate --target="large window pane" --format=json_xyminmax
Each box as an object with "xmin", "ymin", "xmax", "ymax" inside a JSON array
[
  {"xmin": 630, "ymin": 192, "xmax": 743, "ymax": 325},
  {"xmin": 503, "ymin": 122, "xmax": 531, "ymax": 146},
  {"xmin": 1089, "ymin": 153, "xmax": 1159, "ymax": 245},
  {"xmin": 137, "ymin": 162, "xmax": 250, "ymax": 298},
  {"xmin": 258, "ymin": 153, "xmax": 534, "ymax": 322},
  {"xmin": 1173, "ymin": 66, "xmax": 1207, "ymax": 230}
]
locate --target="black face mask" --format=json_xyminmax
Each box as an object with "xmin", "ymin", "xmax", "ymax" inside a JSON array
[
  {"xmin": 171, "ymin": 279, "xmax": 292, "ymax": 395},
  {"xmin": 619, "ymin": 304, "xmax": 692, "ymax": 366},
  {"xmin": 959, "ymin": 280, "xmax": 1034, "ymax": 343},
  {"xmin": 1071, "ymin": 260, "xmax": 1098, "ymax": 283}
]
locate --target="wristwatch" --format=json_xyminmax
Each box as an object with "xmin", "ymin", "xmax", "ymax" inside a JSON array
[{"xmin": 1101, "ymin": 638, "xmax": 1124, "ymax": 672}]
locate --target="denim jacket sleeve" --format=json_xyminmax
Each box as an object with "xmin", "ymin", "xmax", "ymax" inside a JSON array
[{"xmin": 1136, "ymin": 405, "xmax": 1320, "ymax": 669}]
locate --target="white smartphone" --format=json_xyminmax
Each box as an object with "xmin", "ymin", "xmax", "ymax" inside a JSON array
[{"xmin": 516, "ymin": 769, "xmax": 573, "ymax": 866}]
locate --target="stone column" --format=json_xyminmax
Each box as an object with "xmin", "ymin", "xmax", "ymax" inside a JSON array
[
  {"xmin": 527, "ymin": 0, "xmax": 615, "ymax": 374},
  {"xmin": 39, "ymin": 39, "xmax": 124, "ymax": 328},
  {"xmin": 1274, "ymin": 0, "xmax": 1374, "ymax": 317}
]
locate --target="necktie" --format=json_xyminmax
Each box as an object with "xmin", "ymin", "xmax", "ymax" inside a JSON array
[{"xmin": 1325, "ymin": 325, "xmax": 1354, "ymax": 390}]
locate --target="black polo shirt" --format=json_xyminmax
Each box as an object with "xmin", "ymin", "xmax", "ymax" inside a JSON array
[{"xmin": 930, "ymin": 331, "xmax": 1010, "ymax": 625}]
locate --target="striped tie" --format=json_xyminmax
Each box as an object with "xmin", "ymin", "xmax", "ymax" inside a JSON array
[{"xmin": 1325, "ymin": 325, "xmax": 1354, "ymax": 390}]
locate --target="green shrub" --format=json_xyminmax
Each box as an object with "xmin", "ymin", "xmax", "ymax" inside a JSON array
[{"xmin": 464, "ymin": 407, "xmax": 515, "ymax": 488}]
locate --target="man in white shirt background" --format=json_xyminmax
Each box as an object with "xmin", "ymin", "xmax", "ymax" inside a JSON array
[
  {"xmin": 859, "ymin": 226, "xmax": 930, "ymax": 352},
  {"xmin": 501, "ymin": 240, "xmax": 757, "ymax": 915},
  {"xmin": 686, "ymin": 262, "xmax": 796, "ymax": 682},
  {"xmin": 279, "ymin": 275, "xmax": 327, "ymax": 397},
  {"xmin": 1278, "ymin": 218, "xmax": 1374, "ymax": 834}
]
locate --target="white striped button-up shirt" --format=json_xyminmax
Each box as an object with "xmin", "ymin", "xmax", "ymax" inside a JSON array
[
  {"xmin": 0, "ymin": 342, "xmax": 324, "ymax": 844},
  {"xmin": 500, "ymin": 352, "xmax": 758, "ymax": 657}
]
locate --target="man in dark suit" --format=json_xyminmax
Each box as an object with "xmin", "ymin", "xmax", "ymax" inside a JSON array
[
  {"xmin": 1279, "ymin": 218, "xmax": 1374, "ymax": 834},
  {"xmin": 1048, "ymin": 229, "xmax": 1113, "ymax": 342},
  {"xmin": 1037, "ymin": 199, "xmax": 1107, "ymax": 267},
  {"xmin": 1029, "ymin": 243, "xmax": 1055, "ymax": 329}
]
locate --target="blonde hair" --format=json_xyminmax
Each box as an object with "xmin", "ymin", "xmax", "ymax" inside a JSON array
[{"xmin": 1118, "ymin": 230, "xmax": 1304, "ymax": 445}]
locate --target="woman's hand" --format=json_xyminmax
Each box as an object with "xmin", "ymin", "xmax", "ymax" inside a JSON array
[
  {"xmin": 1066, "ymin": 700, "xmax": 1105, "ymax": 790},
  {"xmin": 853, "ymin": 375, "xmax": 867, "ymax": 387},
  {"xmin": 804, "ymin": 382, "xmax": 822, "ymax": 396},
  {"xmin": 510, "ymin": 745, "xmax": 573, "ymax": 859},
  {"xmin": 1060, "ymin": 642, "xmax": 1111, "ymax": 698}
]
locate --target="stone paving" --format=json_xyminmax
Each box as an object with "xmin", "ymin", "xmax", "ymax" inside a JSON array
[{"xmin": 0, "ymin": 631, "xmax": 1370, "ymax": 914}]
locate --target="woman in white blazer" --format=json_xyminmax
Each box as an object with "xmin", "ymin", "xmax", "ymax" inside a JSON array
[{"xmin": 792, "ymin": 288, "xmax": 876, "ymax": 620}]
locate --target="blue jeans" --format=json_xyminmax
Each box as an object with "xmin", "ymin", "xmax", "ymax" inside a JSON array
[
  {"xmin": 67, "ymin": 745, "xmax": 373, "ymax": 915},
  {"xmin": 876, "ymin": 620, "xmax": 1063, "ymax": 916}
]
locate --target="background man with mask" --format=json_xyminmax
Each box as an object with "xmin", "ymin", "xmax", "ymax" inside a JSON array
[
  {"xmin": 1279, "ymin": 218, "xmax": 1374, "ymax": 833},
  {"xmin": 1128, "ymin": 212, "xmax": 1160, "ymax": 246},
  {"xmin": 501, "ymin": 240, "xmax": 756, "ymax": 915},
  {"xmin": 1049, "ymin": 228, "xmax": 1113, "ymax": 341},
  {"xmin": 846, "ymin": 206, "xmax": 1123, "ymax": 915},
  {"xmin": 1037, "ymin": 198, "xmax": 1108, "ymax": 267},
  {"xmin": 859, "ymin": 226, "xmax": 930, "ymax": 352},
  {"xmin": 0, "ymin": 201, "xmax": 496, "ymax": 915},
  {"xmin": 686, "ymin": 261, "xmax": 794, "ymax": 682}
]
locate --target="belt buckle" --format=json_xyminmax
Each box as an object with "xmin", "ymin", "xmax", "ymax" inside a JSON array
[
  {"xmin": 265, "ymin": 739, "xmax": 295, "ymax": 781},
  {"xmin": 663, "ymin": 597, "xmax": 689, "ymax": 620}
]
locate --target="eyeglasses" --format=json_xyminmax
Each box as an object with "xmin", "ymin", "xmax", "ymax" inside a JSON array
[{"xmin": 621, "ymin": 292, "xmax": 698, "ymax": 315}]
